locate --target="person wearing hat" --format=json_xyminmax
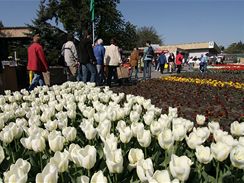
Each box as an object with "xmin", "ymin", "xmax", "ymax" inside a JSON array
[{"xmin": 27, "ymin": 33, "xmax": 49, "ymax": 91}]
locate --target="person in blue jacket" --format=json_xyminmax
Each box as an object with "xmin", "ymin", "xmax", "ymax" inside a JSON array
[
  {"xmin": 93, "ymin": 38, "xmax": 105, "ymax": 85},
  {"xmin": 158, "ymin": 51, "xmax": 167, "ymax": 74}
]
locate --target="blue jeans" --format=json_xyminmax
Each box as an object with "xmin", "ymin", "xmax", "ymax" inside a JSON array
[
  {"xmin": 82, "ymin": 63, "xmax": 97, "ymax": 83},
  {"xmin": 28, "ymin": 72, "xmax": 44, "ymax": 91},
  {"xmin": 96, "ymin": 65, "xmax": 105, "ymax": 85},
  {"xmin": 143, "ymin": 60, "xmax": 152, "ymax": 80},
  {"xmin": 130, "ymin": 66, "xmax": 138, "ymax": 80}
]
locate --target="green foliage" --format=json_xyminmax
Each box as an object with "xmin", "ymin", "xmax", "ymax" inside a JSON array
[
  {"xmin": 27, "ymin": 1, "xmax": 67, "ymax": 65},
  {"xmin": 136, "ymin": 26, "xmax": 163, "ymax": 47},
  {"xmin": 225, "ymin": 41, "xmax": 244, "ymax": 54},
  {"xmin": 27, "ymin": 0, "xmax": 163, "ymax": 63},
  {"xmin": 0, "ymin": 21, "xmax": 4, "ymax": 28}
]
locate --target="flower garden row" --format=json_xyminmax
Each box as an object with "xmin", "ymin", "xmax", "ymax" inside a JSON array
[
  {"xmin": 0, "ymin": 81, "xmax": 244, "ymax": 182},
  {"xmin": 112, "ymin": 73, "xmax": 243, "ymax": 130}
]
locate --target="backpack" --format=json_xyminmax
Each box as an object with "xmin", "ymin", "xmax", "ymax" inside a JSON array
[{"xmin": 147, "ymin": 46, "xmax": 154, "ymax": 58}]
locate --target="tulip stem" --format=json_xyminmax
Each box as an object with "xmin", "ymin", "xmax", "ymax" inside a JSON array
[
  {"xmin": 144, "ymin": 147, "xmax": 147, "ymax": 158},
  {"xmin": 88, "ymin": 169, "xmax": 91, "ymax": 178},
  {"xmin": 39, "ymin": 153, "xmax": 43, "ymax": 171},
  {"xmin": 216, "ymin": 161, "xmax": 219, "ymax": 182}
]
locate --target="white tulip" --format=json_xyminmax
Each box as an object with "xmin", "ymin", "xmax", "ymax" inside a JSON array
[
  {"xmin": 158, "ymin": 129, "xmax": 174, "ymax": 150},
  {"xmin": 168, "ymin": 107, "xmax": 178, "ymax": 118},
  {"xmin": 80, "ymin": 121, "xmax": 97, "ymax": 140},
  {"xmin": 50, "ymin": 150, "xmax": 70, "ymax": 172},
  {"xmin": 169, "ymin": 154, "xmax": 193, "ymax": 182},
  {"xmin": 130, "ymin": 111, "xmax": 140, "ymax": 123},
  {"xmin": 195, "ymin": 145, "xmax": 213, "ymax": 164},
  {"xmin": 193, "ymin": 127, "xmax": 210, "ymax": 143},
  {"xmin": 137, "ymin": 129, "xmax": 151, "ymax": 148},
  {"xmin": 186, "ymin": 132, "xmax": 203, "ymax": 149},
  {"xmin": 184, "ymin": 119, "xmax": 194, "ymax": 132},
  {"xmin": 48, "ymin": 131, "xmax": 65, "ymax": 152},
  {"xmin": 142, "ymin": 99, "xmax": 152, "ymax": 110},
  {"xmin": 208, "ymin": 121, "xmax": 220, "ymax": 133},
  {"xmin": 196, "ymin": 114, "xmax": 206, "ymax": 125},
  {"xmin": 103, "ymin": 133, "xmax": 118, "ymax": 152},
  {"xmin": 77, "ymin": 175, "xmax": 90, "ymax": 183},
  {"xmin": 219, "ymin": 134, "xmax": 238, "ymax": 147},
  {"xmin": 119, "ymin": 126, "xmax": 132, "ymax": 143},
  {"xmin": 67, "ymin": 110, "xmax": 76, "ymax": 119},
  {"xmin": 230, "ymin": 145, "xmax": 244, "ymax": 169},
  {"xmin": 150, "ymin": 121, "xmax": 163, "ymax": 136},
  {"xmin": 69, "ymin": 144, "xmax": 83, "ymax": 167},
  {"xmin": 231, "ymin": 121, "xmax": 244, "ymax": 136},
  {"xmin": 213, "ymin": 129, "xmax": 228, "ymax": 142},
  {"xmin": 151, "ymin": 170, "xmax": 171, "ymax": 183},
  {"xmin": 36, "ymin": 163, "xmax": 58, "ymax": 183},
  {"xmin": 143, "ymin": 111, "xmax": 155, "ymax": 125},
  {"xmin": 62, "ymin": 126, "xmax": 77, "ymax": 142},
  {"xmin": 4, "ymin": 158, "xmax": 31, "ymax": 183},
  {"xmin": 96, "ymin": 119, "xmax": 111, "ymax": 141},
  {"xmin": 31, "ymin": 136, "xmax": 46, "ymax": 152},
  {"xmin": 211, "ymin": 142, "xmax": 232, "ymax": 162},
  {"xmin": 157, "ymin": 114, "xmax": 171, "ymax": 129},
  {"xmin": 238, "ymin": 137, "xmax": 244, "ymax": 146},
  {"xmin": 0, "ymin": 145, "xmax": 4, "ymax": 164},
  {"xmin": 128, "ymin": 148, "xmax": 144, "ymax": 169},
  {"xmin": 131, "ymin": 122, "xmax": 144, "ymax": 137},
  {"xmin": 132, "ymin": 104, "xmax": 143, "ymax": 114},
  {"xmin": 172, "ymin": 125, "xmax": 186, "ymax": 142},
  {"xmin": 136, "ymin": 158, "xmax": 154, "ymax": 182},
  {"xmin": 90, "ymin": 170, "xmax": 107, "ymax": 183},
  {"xmin": 44, "ymin": 120, "xmax": 58, "ymax": 131},
  {"xmin": 69, "ymin": 144, "xmax": 96, "ymax": 169},
  {"xmin": 105, "ymin": 148, "xmax": 123, "ymax": 173}
]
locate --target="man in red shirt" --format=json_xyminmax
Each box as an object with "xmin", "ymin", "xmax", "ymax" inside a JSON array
[
  {"xmin": 27, "ymin": 34, "xmax": 48, "ymax": 90},
  {"xmin": 176, "ymin": 51, "xmax": 184, "ymax": 74}
]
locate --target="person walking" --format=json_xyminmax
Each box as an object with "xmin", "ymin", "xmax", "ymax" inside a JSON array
[
  {"xmin": 129, "ymin": 47, "xmax": 140, "ymax": 81},
  {"xmin": 27, "ymin": 33, "xmax": 49, "ymax": 91},
  {"xmin": 176, "ymin": 51, "xmax": 183, "ymax": 74},
  {"xmin": 79, "ymin": 31, "xmax": 97, "ymax": 83},
  {"xmin": 168, "ymin": 52, "xmax": 175, "ymax": 73},
  {"xmin": 199, "ymin": 53, "xmax": 208, "ymax": 73},
  {"xmin": 61, "ymin": 34, "xmax": 78, "ymax": 81},
  {"xmin": 158, "ymin": 51, "xmax": 167, "ymax": 74},
  {"xmin": 143, "ymin": 40, "xmax": 154, "ymax": 80},
  {"xmin": 104, "ymin": 38, "xmax": 122, "ymax": 87},
  {"xmin": 93, "ymin": 38, "xmax": 105, "ymax": 86}
]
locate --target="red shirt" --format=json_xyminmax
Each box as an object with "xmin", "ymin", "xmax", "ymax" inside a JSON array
[
  {"xmin": 27, "ymin": 43, "xmax": 48, "ymax": 72},
  {"xmin": 176, "ymin": 53, "xmax": 183, "ymax": 65}
]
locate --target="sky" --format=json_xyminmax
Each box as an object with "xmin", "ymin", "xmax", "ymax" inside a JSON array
[{"xmin": 0, "ymin": 0, "xmax": 243, "ymax": 47}]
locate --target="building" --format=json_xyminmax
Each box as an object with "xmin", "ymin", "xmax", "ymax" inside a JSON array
[
  {"xmin": 0, "ymin": 27, "xmax": 32, "ymax": 61},
  {"xmin": 159, "ymin": 41, "xmax": 221, "ymax": 58}
]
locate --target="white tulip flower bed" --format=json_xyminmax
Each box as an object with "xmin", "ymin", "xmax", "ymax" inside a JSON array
[{"xmin": 0, "ymin": 81, "xmax": 243, "ymax": 183}]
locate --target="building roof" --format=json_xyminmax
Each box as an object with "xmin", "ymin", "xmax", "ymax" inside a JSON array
[
  {"xmin": 0, "ymin": 27, "xmax": 31, "ymax": 38},
  {"xmin": 160, "ymin": 41, "xmax": 221, "ymax": 53}
]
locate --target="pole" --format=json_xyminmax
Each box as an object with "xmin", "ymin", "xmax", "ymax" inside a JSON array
[
  {"xmin": 92, "ymin": 21, "xmax": 95, "ymax": 45},
  {"xmin": 90, "ymin": 0, "xmax": 95, "ymax": 45}
]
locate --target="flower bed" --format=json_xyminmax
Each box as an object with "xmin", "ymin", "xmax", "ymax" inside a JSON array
[
  {"xmin": 111, "ymin": 74, "xmax": 244, "ymax": 129},
  {"xmin": 0, "ymin": 82, "xmax": 244, "ymax": 182}
]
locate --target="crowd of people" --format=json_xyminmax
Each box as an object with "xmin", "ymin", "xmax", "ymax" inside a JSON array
[{"xmin": 26, "ymin": 32, "xmax": 208, "ymax": 91}]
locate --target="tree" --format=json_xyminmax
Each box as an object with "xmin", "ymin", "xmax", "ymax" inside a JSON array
[
  {"xmin": 225, "ymin": 41, "xmax": 244, "ymax": 54},
  {"xmin": 0, "ymin": 21, "xmax": 3, "ymax": 28},
  {"xmin": 136, "ymin": 26, "xmax": 163, "ymax": 47},
  {"xmin": 27, "ymin": 1, "xmax": 67, "ymax": 65}
]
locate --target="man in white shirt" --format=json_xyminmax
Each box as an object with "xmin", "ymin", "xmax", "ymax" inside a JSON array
[{"xmin": 62, "ymin": 34, "xmax": 78, "ymax": 81}]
